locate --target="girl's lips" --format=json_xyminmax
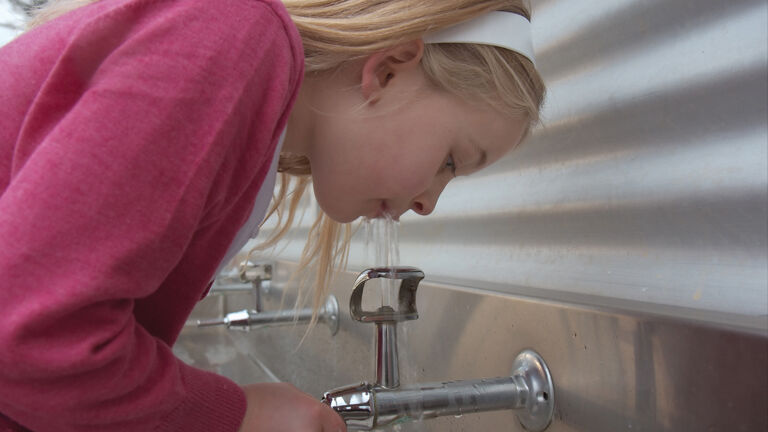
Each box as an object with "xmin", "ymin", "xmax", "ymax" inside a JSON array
[
  {"xmin": 367, "ymin": 201, "xmax": 397, "ymax": 220},
  {"xmin": 377, "ymin": 202, "xmax": 400, "ymax": 221}
]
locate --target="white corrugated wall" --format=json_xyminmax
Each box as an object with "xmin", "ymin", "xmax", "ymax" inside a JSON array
[{"xmin": 257, "ymin": 0, "xmax": 768, "ymax": 318}]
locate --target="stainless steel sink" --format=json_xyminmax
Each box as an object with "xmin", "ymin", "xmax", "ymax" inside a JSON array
[{"xmin": 174, "ymin": 294, "xmax": 279, "ymax": 384}]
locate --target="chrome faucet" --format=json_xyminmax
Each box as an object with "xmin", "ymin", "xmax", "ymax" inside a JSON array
[
  {"xmin": 191, "ymin": 261, "xmax": 340, "ymax": 335},
  {"xmin": 322, "ymin": 267, "xmax": 555, "ymax": 431},
  {"xmin": 193, "ymin": 295, "xmax": 340, "ymax": 335},
  {"xmin": 350, "ymin": 267, "xmax": 421, "ymax": 389},
  {"xmin": 208, "ymin": 260, "xmax": 273, "ymax": 312}
]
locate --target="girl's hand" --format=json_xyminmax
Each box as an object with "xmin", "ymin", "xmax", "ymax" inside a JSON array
[{"xmin": 238, "ymin": 383, "xmax": 347, "ymax": 432}]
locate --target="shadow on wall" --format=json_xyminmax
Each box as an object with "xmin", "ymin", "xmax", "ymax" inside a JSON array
[
  {"xmin": 489, "ymin": 64, "xmax": 768, "ymax": 176},
  {"xmin": 534, "ymin": 0, "xmax": 764, "ymax": 83}
]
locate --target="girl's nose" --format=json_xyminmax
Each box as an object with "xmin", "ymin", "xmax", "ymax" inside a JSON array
[
  {"xmin": 410, "ymin": 178, "xmax": 449, "ymax": 216},
  {"xmin": 410, "ymin": 198, "xmax": 433, "ymax": 216}
]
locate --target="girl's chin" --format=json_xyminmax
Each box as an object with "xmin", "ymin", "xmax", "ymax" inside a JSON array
[
  {"xmin": 315, "ymin": 199, "xmax": 393, "ymax": 223},
  {"xmin": 326, "ymin": 212, "xmax": 358, "ymax": 224},
  {"xmin": 327, "ymin": 208, "xmax": 360, "ymax": 224}
]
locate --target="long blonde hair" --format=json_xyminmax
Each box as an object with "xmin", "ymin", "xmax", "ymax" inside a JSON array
[{"xmin": 28, "ymin": 0, "xmax": 545, "ymax": 320}]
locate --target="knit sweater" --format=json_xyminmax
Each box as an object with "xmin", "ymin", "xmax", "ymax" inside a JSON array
[{"xmin": 0, "ymin": 0, "xmax": 304, "ymax": 430}]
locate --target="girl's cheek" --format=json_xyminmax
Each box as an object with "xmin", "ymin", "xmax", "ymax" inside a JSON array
[{"xmin": 400, "ymin": 170, "xmax": 434, "ymax": 196}]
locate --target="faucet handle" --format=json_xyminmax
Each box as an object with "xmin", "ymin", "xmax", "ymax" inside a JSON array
[{"xmin": 350, "ymin": 267, "xmax": 424, "ymax": 323}]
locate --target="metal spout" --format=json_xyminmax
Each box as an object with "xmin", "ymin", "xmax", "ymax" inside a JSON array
[
  {"xmin": 322, "ymin": 382, "xmax": 376, "ymax": 431},
  {"xmin": 194, "ymin": 295, "xmax": 340, "ymax": 335},
  {"xmin": 349, "ymin": 267, "xmax": 423, "ymax": 391}
]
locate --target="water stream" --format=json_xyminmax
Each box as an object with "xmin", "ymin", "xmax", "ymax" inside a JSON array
[
  {"xmin": 363, "ymin": 214, "xmax": 400, "ymax": 307},
  {"xmin": 363, "ymin": 215, "xmax": 427, "ymax": 431}
]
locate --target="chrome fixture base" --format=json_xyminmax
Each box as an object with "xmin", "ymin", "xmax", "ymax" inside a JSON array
[
  {"xmin": 323, "ymin": 294, "xmax": 340, "ymax": 336},
  {"xmin": 512, "ymin": 349, "xmax": 555, "ymax": 432}
]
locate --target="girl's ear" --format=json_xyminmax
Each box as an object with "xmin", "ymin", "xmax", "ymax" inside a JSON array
[{"xmin": 361, "ymin": 39, "xmax": 425, "ymax": 103}]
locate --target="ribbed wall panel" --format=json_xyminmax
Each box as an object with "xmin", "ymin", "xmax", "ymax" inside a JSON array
[{"xmin": 256, "ymin": 0, "xmax": 768, "ymax": 320}]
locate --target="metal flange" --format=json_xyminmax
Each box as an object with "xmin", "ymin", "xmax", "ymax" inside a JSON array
[{"xmin": 512, "ymin": 349, "xmax": 555, "ymax": 431}]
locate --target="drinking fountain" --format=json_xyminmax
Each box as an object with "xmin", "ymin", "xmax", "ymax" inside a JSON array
[
  {"xmin": 191, "ymin": 261, "xmax": 340, "ymax": 335},
  {"xmin": 321, "ymin": 267, "xmax": 555, "ymax": 431},
  {"xmin": 207, "ymin": 260, "xmax": 273, "ymax": 312},
  {"xmin": 193, "ymin": 295, "xmax": 339, "ymax": 335}
]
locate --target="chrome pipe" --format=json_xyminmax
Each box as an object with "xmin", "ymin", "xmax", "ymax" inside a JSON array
[
  {"xmin": 194, "ymin": 295, "xmax": 340, "ymax": 335},
  {"xmin": 375, "ymin": 310, "xmax": 400, "ymax": 389},
  {"xmin": 376, "ymin": 376, "xmax": 527, "ymax": 425},
  {"xmin": 323, "ymin": 350, "xmax": 554, "ymax": 431},
  {"xmin": 208, "ymin": 282, "xmax": 259, "ymax": 293}
]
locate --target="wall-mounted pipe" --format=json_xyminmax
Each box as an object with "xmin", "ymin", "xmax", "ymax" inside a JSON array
[{"xmin": 193, "ymin": 295, "xmax": 339, "ymax": 335}]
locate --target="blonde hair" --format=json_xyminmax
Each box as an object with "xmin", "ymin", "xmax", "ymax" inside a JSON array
[{"xmin": 28, "ymin": 0, "xmax": 545, "ymax": 323}]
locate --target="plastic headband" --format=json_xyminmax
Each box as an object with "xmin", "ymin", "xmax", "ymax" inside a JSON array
[{"xmin": 423, "ymin": 11, "xmax": 536, "ymax": 66}]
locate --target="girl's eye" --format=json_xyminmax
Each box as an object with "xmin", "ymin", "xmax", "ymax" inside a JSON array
[{"xmin": 444, "ymin": 155, "xmax": 457, "ymax": 176}]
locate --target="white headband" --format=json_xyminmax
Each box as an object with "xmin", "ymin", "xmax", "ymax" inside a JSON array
[{"xmin": 423, "ymin": 12, "xmax": 536, "ymax": 66}]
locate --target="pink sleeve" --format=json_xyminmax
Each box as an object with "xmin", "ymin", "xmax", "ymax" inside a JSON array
[{"xmin": 0, "ymin": 0, "xmax": 302, "ymax": 431}]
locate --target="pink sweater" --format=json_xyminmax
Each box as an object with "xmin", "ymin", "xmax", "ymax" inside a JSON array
[{"xmin": 0, "ymin": 0, "xmax": 304, "ymax": 430}]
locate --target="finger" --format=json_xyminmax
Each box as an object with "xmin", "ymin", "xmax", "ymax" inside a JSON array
[
  {"xmin": 322, "ymin": 421, "xmax": 347, "ymax": 432},
  {"xmin": 320, "ymin": 403, "xmax": 347, "ymax": 432}
]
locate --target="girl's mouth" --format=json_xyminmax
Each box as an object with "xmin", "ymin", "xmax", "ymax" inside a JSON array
[{"xmin": 376, "ymin": 201, "xmax": 399, "ymax": 221}]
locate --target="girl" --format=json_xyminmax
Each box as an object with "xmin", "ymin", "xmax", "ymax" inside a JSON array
[{"xmin": 0, "ymin": 0, "xmax": 545, "ymax": 430}]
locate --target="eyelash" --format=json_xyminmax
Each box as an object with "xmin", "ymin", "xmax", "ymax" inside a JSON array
[{"xmin": 444, "ymin": 155, "xmax": 457, "ymax": 176}]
